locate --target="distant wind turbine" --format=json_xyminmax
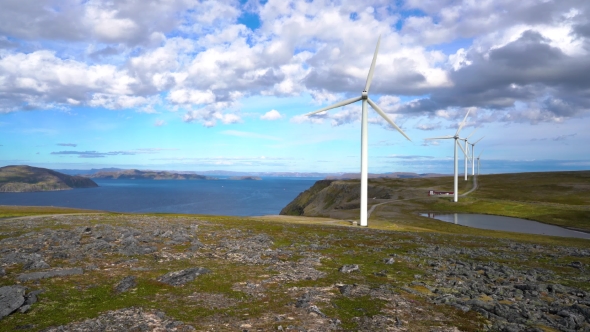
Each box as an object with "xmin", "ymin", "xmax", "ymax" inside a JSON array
[
  {"xmin": 425, "ymin": 110, "xmax": 471, "ymax": 203},
  {"xmin": 461, "ymin": 129, "xmax": 478, "ymax": 181},
  {"xmin": 477, "ymin": 150, "xmax": 484, "ymax": 175},
  {"xmin": 303, "ymin": 35, "xmax": 411, "ymax": 227},
  {"xmin": 468, "ymin": 136, "xmax": 484, "ymax": 176}
]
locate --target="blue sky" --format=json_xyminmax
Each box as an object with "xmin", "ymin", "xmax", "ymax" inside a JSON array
[{"xmin": 1, "ymin": 0, "xmax": 589, "ymax": 174}]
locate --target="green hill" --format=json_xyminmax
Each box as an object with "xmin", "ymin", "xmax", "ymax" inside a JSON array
[
  {"xmin": 280, "ymin": 170, "xmax": 590, "ymax": 232},
  {"xmin": 85, "ymin": 169, "xmax": 216, "ymax": 180},
  {"xmin": 0, "ymin": 165, "xmax": 98, "ymax": 192}
]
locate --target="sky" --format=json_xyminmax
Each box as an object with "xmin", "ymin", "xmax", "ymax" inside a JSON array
[{"xmin": 1, "ymin": 0, "xmax": 590, "ymax": 174}]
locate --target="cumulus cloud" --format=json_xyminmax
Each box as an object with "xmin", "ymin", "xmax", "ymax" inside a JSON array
[
  {"xmin": 0, "ymin": 0, "xmax": 589, "ymax": 128},
  {"xmin": 154, "ymin": 119, "xmax": 166, "ymax": 127},
  {"xmin": 260, "ymin": 109, "xmax": 283, "ymax": 120}
]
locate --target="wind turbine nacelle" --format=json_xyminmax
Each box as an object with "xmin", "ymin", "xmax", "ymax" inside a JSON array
[{"xmin": 361, "ymin": 91, "xmax": 368, "ymax": 99}]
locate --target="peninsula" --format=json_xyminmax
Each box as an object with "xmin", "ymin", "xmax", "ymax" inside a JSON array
[
  {"xmin": 84, "ymin": 169, "xmax": 217, "ymax": 180},
  {"xmin": 0, "ymin": 165, "xmax": 98, "ymax": 192}
]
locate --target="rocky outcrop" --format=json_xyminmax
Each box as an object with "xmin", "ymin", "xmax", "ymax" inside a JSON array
[
  {"xmin": 0, "ymin": 165, "xmax": 98, "ymax": 192},
  {"xmin": 0, "ymin": 286, "xmax": 40, "ymax": 320},
  {"xmin": 42, "ymin": 307, "xmax": 196, "ymax": 331}
]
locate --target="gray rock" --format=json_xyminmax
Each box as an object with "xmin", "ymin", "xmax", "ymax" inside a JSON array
[
  {"xmin": 189, "ymin": 240, "xmax": 204, "ymax": 251},
  {"xmin": 0, "ymin": 267, "xmax": 5, "ymax": 276},
  {"xmin": 295, "ymin": 292, "xmax": 312, "ymax": 308},
  {"xmin": 17, "ymin": 268, "xmax": 84, "ymax": 282},
  {"xmin": 24, "ymin": 290, "xmax": 42, "ymax": 306},
  {"xmin": 23, "ymin": 260, "xmax": 50, "ymax": 270},
  {"xmin": 308, "ymin": 305, "xmax": 326, "ymax": 317},
  {"xmin": 338, "ymin": 264, "xmax": 359, "ymax": 273},
  {"xmin": 18, "ymin": 304, "xmax": 31, "ymax": 314},
  {"xmin": 114, "ymin": 276, "xmax": 137, "ymax": 293},
  {"xmin": 383, "ymin": 258, "xmax": 395, "ymax": 264},
  {"xmin": 0, "ymin": 285, "xmax": 26, "ymax": 319},
  {"xmin": 157, "ymin": 267, "xmax": 210, "ymax": 286}
]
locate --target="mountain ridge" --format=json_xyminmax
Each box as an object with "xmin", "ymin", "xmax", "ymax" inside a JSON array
[{"xmin": 0, "ymin": 165, "xmax": 98, "ymax": 192}]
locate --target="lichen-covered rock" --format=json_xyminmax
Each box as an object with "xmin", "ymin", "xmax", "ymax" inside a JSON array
[
  {"xmin": 157, "ymin": 267, "xmax": 210, "ymax": 286},
  {"xmin": 114, "ymin": 276, "xmax": 137, "ymax": 293}
]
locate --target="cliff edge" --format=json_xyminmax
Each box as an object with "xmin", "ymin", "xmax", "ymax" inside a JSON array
[{"xmin": 279, "ymin": 180, "xmax": 392, "ymax": 217}]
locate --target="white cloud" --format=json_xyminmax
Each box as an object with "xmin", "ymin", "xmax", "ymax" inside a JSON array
[
  {"xmin": 0, "ymin": 0, "xmax": 589, "ymax": 128},
  {"xmin": 154, "ymin": 119, "xmax": 166, "ymax": 127},
  {"xmin": 290, "ymin": 113, "xmax": 325, "ymax": 125},
  {"xmin": 260, "ymin": 109, "xmax": 283, "ymax": 120}
]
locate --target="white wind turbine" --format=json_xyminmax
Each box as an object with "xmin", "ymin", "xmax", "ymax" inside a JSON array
[
  {"xmin": 477, "ymin": 150, "xmax": 484, "ymax": 175},
  {"xmin": 460, "ymin": 129, "xmax": 478, "ymax": 181},
  {"xmin": 425, "ymin": 110, "xmax": 471, "ymax": 203},
  {"xmin": 303, "ymin": 36, "xmax": 411, "ymax": 227},
  {"xmin": 468, "ymin": 136, "xmax": 484, "ymax": 176}
]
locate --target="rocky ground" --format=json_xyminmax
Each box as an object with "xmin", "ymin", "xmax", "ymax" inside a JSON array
[{"xmin": 0, "ymin": 213, "xmax": 589, "ymax": 331}]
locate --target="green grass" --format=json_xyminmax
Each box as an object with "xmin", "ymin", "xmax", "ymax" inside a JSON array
[{"xmin": 0, "ymin": 205, "xmax": 104, "ymax": 218}]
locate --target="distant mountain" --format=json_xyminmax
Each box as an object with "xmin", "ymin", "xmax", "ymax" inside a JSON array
[
  {"xmin": 324, "ymin": 172, "xmax": 448, "ymax": 180},
  {"xmin": 53, "ymin": 168, "xmax": 124, "ymax": 176},
  {"xmin": 84, "ymin": 169, "xmax": 217, "ymax": 180},
  {"xmin": 0, "ymin": 165, "xmax": 98, "ymax": 192},
  {"xmin": 197, "ymin": 170, "xmax": 338, "ymax": 178}
]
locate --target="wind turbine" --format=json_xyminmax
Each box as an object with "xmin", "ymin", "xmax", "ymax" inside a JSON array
[
  {"xmin": 461, "ymin": 129, "xmax": 478, "ymax": 181},
  {"xmin": 468, "ymin": 137, "xmax": 484, "ymax": 176},
  {"xmin": 303, "ymin": 36, "xmax": 411, "ymax": 227},
  {"xmin": 477, "ymin": 150, "xmax": 484, "ymax": 175},
  {"xmin": 425, "ymin": 110, "xmax": 471, "ymax": 203}
]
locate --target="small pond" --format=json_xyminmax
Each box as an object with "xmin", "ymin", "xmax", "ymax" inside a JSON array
[{"xmin": 421, "ymin": 213, "xmax": 590, "ymax": 240}]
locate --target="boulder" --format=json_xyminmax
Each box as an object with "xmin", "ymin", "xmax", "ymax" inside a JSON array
[
  {"xmin": 157, "ymin": 267, "xmax": 210, "ymax": 286},
  {"xmin": 338, "ymin": 264, "xmax": 359, "ymax": 273},
  {"xmin": 0, "ymin": 285, "xmax": 26, "ymax": 319}
]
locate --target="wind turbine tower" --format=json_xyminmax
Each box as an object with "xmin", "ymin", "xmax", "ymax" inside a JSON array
[
  {"xmin": 469, "ymin": 137, "xmax": 484, "ymax": 176},
  {"xmin": 461, "ymin": 129, "xmax": 478, "ymax": 181},
  {"xmin": 426, "ymin": 110, "xmax": 471, "ymax": 202},
  {"xmin": 302, "ymin": 36, "xmax": 411, "ymax": 227},
  {"xmin": 477, "ymin": 150, "xmax": 484, "ymax": 175}
]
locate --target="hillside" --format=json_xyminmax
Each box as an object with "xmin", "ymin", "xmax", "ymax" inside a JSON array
[
  {"xmin": 0, "ymin": 165, "xmax": 98, "ymax": 192},
  {"xmin": 85, "ymin": 169, "xmax": 216, "ymax": 180},
  {"xmin": 280, "ymin": 170, "xmax": 590, "ymax": 231}
]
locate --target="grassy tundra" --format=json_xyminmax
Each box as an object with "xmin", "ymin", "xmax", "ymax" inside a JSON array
[{"xmin": 0, "ymin": 171, "xmax": 589, "ymax": 331}]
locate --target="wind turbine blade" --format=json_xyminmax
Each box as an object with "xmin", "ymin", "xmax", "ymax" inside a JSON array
[
  {"xmin": 478, "ymin": 149, "xmax": 485, "ymax": 158},
  {"xmin": 424, "ymin": 136, "xmax": 453, "ymax": 140},
  {"xmin": 367, "ymin": 98, "xmax": 411, "ymax": 141},
  {"xmin": 364, "ymin": 35, "xmax": 381, "ymax": 93},
  {"xmin": 466, "ymin": 128, "xmax": 478, "ymax": 139},
  {"xmin": 454, "ymin": 109, "xmax": 471, "ymax": 136},
  {"xmin": 304, "ymin": 96, "xmax": 362, "ymax": 116},
  {"xmin": 456, "ymin": 139, "xmax": 467, "ymax": 156},
  {"xmin": 473, "ymin": 136, "xmax": 485, "ymax": 145}
]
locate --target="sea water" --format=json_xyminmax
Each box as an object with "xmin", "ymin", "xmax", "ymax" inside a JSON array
[{"xmin": 0, "ymin": 178, "xmax": 320, "ymax": 216}]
